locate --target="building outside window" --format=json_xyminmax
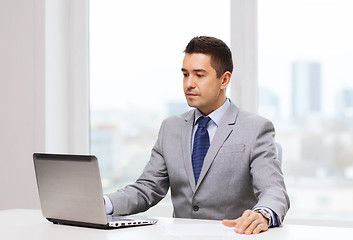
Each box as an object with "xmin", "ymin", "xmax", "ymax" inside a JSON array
[{"xmin": 258, "ymin": 0, "xmax": 353, "ymax": 219}]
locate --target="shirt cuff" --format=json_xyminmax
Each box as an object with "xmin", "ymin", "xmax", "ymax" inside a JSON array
[
  {"xmin": 253, "ymin": 207, "xmax": 279, "ymax": 227},
  {"xmin": 104, "ymin": 195, "xmax": 114, "ymax": 215}
]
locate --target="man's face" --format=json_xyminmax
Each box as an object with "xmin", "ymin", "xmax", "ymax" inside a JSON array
[{"xmin": 182, "ymin": 53, "xmax": 228, "ymax": 115}]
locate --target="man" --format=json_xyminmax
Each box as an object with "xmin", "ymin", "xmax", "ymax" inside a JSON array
[{"xmin": 105, "ymin": 36, "xmax": 290, "ymax": 234}]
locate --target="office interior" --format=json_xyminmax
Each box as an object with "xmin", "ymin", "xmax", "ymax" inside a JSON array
[{"xmin": 1, "ymin": 0, "xmax": 353, "ymax": 228}]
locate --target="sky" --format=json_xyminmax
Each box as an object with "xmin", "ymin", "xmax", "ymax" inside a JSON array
[{"xmin": 258, "ymin": 0, "xmax": 353, "ymax": 117}]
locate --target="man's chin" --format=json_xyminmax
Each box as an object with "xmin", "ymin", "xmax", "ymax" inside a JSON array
[{"xmin": 185, "ymin": 101, "xmax": 198, "ymax": 109}]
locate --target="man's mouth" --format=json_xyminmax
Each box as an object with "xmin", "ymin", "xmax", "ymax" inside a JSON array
[{"xmin": 186, "ymin": 92, "xmax": 198, "ymax": 97}]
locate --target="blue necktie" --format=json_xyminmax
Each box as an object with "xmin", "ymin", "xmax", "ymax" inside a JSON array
[{"xmin": 192, "ymin": 116, "xmax": 211, "ymax": 184}]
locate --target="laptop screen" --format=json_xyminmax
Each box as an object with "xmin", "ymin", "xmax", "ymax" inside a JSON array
[{"xmin": 33, "ymin": 153, "xmax": 108, "ymax": 225}]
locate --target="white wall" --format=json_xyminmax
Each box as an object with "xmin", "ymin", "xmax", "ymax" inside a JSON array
[
  {"xmin": 0, "ymin": 0, "xmax": 45, "ymax": 210},
  {"xmin": 0, "ymin": 0, "xmax": 89, "ymax": 211}
]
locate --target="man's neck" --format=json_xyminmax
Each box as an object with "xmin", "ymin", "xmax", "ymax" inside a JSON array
[{"xmin": 198, "ymin": 97, "xmax": 228, "ymax": 116}]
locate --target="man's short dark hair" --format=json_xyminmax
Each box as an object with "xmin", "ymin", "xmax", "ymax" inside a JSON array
[{"xmin": 184, "ymin": 36, "xmax": 233, "ymax": 78}]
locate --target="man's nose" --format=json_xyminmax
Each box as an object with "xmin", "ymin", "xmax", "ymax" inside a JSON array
[{"xmin": 185, "ymin": 75, "xmax": 196, "ymax": 89}]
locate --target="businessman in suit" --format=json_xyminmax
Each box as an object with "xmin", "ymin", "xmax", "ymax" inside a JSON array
[{"xmin": 105, "ymin": 36, "xmax": 290, "ymax": 234}]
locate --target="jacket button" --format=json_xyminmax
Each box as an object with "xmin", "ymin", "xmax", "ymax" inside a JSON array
[{"xmin": 192, "ymin": 205, "xmax": 199, "ymax": 211}]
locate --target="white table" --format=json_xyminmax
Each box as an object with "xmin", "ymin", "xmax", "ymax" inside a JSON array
[{"xmin": 1, "ymin": 209, "xmax": 353, "ymax": 240}]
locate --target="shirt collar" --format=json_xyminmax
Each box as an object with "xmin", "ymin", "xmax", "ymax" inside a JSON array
[{"xmin": 194, "ymin": 98, "xmax": 231, "ymax": 126}]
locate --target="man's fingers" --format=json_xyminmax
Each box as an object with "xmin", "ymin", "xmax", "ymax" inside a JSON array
[
  {"xmin": 252, "ymin": 222, "xmax": 268, "ymax": 234},
  {"xmin": 239, "ymin": 218, "xmax": 268, "ymax": 234},
  {"xmin": 244, "ymin": 212, "xmax": 269, "ymax": 234},
  {"xmin": 234, "ymin": 210, "xmax": 257, "ymax": 233},
  {"xmin": 222, "ymin": 210, "xmax": 269, "ymax": 235},
  {"xmin": 244, "ymin": 220, "xmax": 257, "ymax": 234},
  {"xmin": 222, "ymin": 219, "xmax": 236, "ymax": 227},
  {"xmin": 242, "ymin": 209, "xmax": 253, "ymax": 217}
]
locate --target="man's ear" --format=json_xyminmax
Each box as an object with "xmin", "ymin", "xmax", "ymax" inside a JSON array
[{"xmin": 220, "ymin": 71, "xmax": 231, "ymax": 90}]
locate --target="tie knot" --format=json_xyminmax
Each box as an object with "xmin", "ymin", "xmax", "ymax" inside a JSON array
[{"xmin": 197, "ymin": 116, "xmax": 211, "ymax": 128}]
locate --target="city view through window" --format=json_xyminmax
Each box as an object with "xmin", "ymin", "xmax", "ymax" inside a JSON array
[{"xmin": 258, "ymin": 0, "xmax": 353, "ymax": 218}]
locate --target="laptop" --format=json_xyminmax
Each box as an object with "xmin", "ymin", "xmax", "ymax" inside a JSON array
[{"xmin": 33, "ymin": 153, "xmax": 158, "ymax": 229}]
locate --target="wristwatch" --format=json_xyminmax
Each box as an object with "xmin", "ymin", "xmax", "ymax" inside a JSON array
[{"xmin": 255, "ymin": 209, "xmax": 272, "ymax": 227}]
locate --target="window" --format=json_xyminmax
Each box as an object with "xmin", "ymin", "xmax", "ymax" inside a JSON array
[
  {"xmin": 89, "ymin": 0, "xmax": 230, "ymax": 193},
  {"xmin": 258, "ymin": 0, "xmax": 353, "ymax": 219}
]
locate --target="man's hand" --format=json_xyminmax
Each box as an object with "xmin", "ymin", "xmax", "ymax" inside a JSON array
[{"xmin": 222, "ymin": 209, "xmax": 269, "ymax": 234}]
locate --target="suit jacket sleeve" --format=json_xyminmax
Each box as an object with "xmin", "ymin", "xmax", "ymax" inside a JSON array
[
  {"xmin": 106, "ymin": 119, "xmax": 170, "ymax": 216},
  {"xmin": 250, "ymin": 119, "xmax": 290, "ymax": 225}
]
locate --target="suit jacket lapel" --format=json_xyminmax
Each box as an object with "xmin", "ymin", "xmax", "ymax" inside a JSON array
[
  {"xmin": 195, "ymin": 103, "xmax": 239, "ymax": 191},
  {"xmin": 181, "ymin": 110, "xmax": 197, "ymax": 191}
]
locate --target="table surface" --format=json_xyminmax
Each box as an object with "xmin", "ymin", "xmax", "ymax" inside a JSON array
[{"xmin": 1, "ymin": 209, "xmax": 353, "ymax": 240}]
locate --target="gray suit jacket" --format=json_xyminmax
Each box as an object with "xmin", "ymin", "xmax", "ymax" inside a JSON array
[{"xmin": 107, "ymin": 102, "xmax": 290, "ymax": 224}]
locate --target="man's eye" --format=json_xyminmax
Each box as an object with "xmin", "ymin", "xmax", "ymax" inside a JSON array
[
  {"xmin": 197, "ymin": 74, "xmax": 204, "ymax": 78},
  {"xmin": 183, "ymin": 73, "xmax": 189, "ymax": 77}
]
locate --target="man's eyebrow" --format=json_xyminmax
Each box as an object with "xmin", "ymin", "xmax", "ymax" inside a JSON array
[
  {"xmin": 192, "ymin": 69, "xmax": 206, "ymax": 72},
  {"xmin": 181, "ymin": 68, "xmax": 207, "ymax": 72}
]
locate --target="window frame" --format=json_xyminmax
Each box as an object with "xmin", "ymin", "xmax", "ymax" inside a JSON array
[{"xmin": 45, "ymin": 0, "xmax": 89, "ymax": 154}]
